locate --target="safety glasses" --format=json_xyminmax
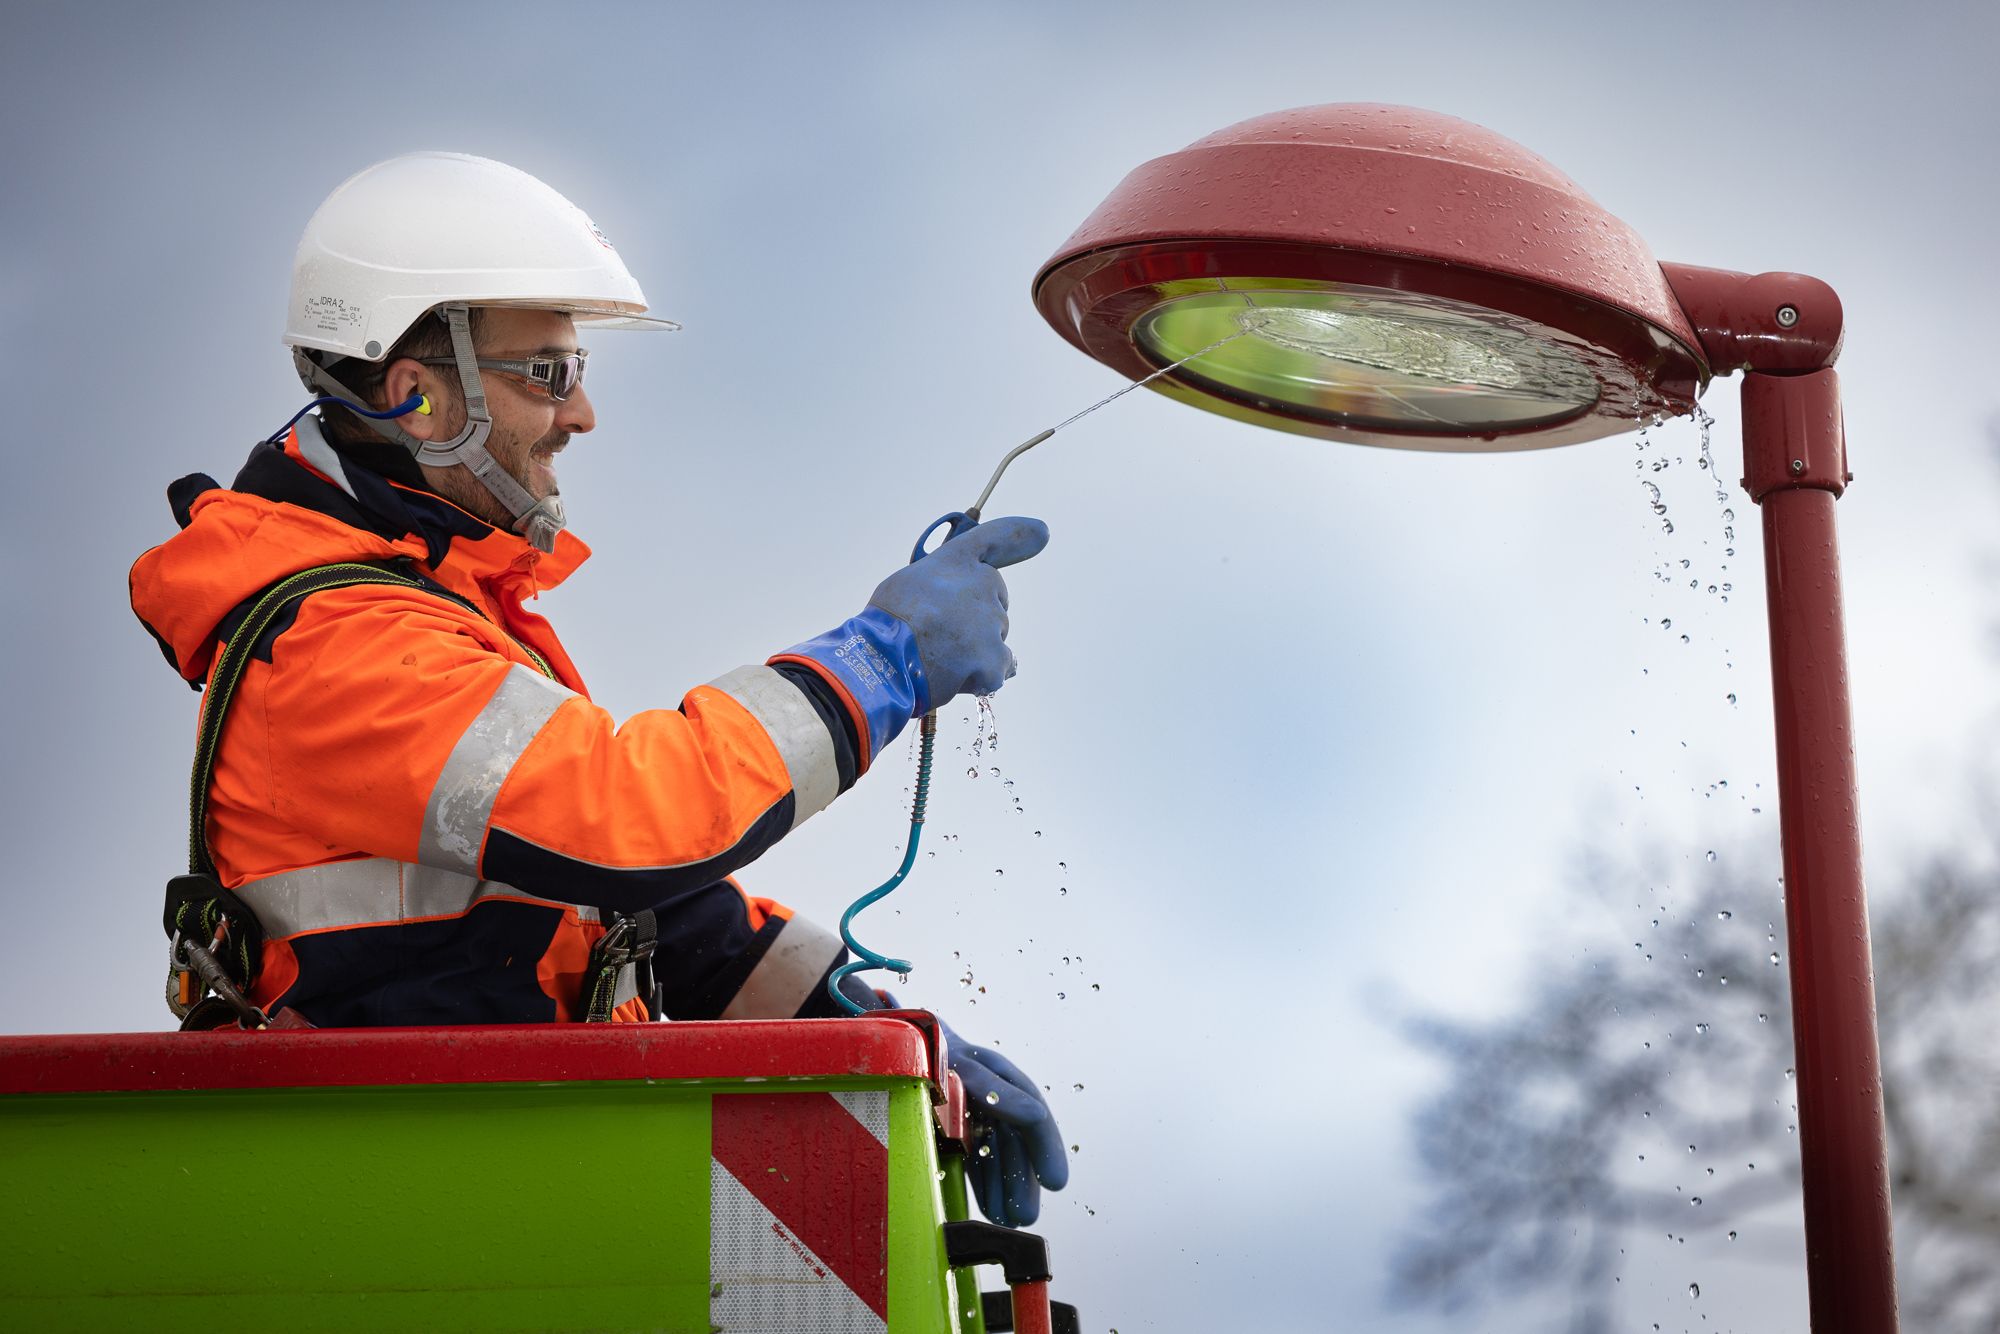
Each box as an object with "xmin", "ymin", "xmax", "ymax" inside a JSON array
[{"xmin": 419, "ymin": 349, "xmax": 590, "ymax": 402}]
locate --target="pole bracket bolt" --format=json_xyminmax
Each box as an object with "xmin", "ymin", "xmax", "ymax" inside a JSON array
[
  {"xmin": 1775, "ymin": 304, "xmax": 1801, "ymax": 329},
  {"xmin": 1742, "ymin": 368, "xmax": 1848, "ymax": 502}
]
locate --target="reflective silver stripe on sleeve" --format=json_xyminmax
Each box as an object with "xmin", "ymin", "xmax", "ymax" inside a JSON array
[
  {"xmin": 706, "ymin": 664, "xmax": 839, "ymax": 830},
  {"xmin": 419, "ymin": 664, "xmax": 575, "ymax": 875},
  {"xmin": 235, "ymin": 857, "xmax": 600, "ymax": 937},
  {"xmin": 719, "ymin": 913, "xmax": 846, "ymax": 1020}
]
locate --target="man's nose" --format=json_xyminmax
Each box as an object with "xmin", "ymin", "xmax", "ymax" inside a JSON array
[{"xmin": 559, "ymin": 382, "xmax": 597, "ymax": 434}]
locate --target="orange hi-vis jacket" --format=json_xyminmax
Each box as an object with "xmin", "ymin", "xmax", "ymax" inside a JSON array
[{"xmin": 130, "ymin": 419, "xmax": 866, "ymax": 1025}]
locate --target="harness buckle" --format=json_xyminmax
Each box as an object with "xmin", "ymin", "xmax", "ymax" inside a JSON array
[
  {"xmin": 583, "ymin": 910, "xmax": 661, "ymax": 1023},
  {"xmin": 163, "ymin": 873, "xmax": 270, "ymax": 1030}
]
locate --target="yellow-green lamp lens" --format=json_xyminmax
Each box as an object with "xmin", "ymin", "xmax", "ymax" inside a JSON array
[{"xmin": 1133, "ymin": 283, "xmax": 1600, "ymax": 433}]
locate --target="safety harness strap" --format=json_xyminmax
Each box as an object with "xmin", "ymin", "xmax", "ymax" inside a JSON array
[{"xmin": 187, "ymin": 562, "xmax": 441, "ymax": 878}]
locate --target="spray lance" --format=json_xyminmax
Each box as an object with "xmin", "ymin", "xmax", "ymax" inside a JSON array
[{"xmin": 827, "ymin": 325, "xmax": 1255, "ymax": 1012}]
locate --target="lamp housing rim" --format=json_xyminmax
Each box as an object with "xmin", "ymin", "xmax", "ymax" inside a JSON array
[{"xmin": 1032, "ymin": 103, "xmax": 1714, "ymax": 451}]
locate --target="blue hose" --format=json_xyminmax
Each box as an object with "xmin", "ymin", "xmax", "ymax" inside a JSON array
[{"xmin": 828, "ymin": 711, "xmax": 937, "ymax": 1014}]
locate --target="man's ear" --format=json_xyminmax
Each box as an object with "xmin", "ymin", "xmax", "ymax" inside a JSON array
[{"xmin": 381, "ymin": 358, "xmax": 441, "ymax": 441}]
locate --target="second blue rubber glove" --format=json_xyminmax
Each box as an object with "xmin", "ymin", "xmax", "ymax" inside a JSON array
[
  {"xmin": 775, "ymin": 516, "xmax": 1049, "ymax": 763},
  {"xmin": 862, "ymin": 986, "xmax": 1068, "ymax": 1229},
  {"xmin": 937, "ymin": 1015, "xmax": 1069, "ymax": 1228}
]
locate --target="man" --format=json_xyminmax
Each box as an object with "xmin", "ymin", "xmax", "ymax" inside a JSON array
[{"xmin": 129, "ymin": 152, "xmax": 1064, "ymax": 1226}]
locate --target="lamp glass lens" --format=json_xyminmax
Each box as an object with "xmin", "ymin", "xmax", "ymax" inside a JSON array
[{"xmin": 1133, "ymin": 282, "xmax": 1600, "ymax": 432}]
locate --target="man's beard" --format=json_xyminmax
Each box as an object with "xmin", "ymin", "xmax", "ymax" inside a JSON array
[{"xmin": 438, "ymin": 428, "xmax": 569, "ymax": 532}]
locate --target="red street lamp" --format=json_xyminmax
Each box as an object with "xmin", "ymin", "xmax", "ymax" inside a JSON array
[{"xmin": 1035, "ymin": 104, "xmax": 1892, "ymax": 1332}]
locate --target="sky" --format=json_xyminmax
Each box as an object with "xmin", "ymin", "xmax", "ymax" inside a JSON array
[{"xmin": 3, "ymin": 1, "xmax": 1997, "ymax": 1329}]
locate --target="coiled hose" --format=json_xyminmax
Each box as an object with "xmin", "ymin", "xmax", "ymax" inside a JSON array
[{"xmin": 828, "ymin": 711, "xmax": 937, "ymax": 1014}]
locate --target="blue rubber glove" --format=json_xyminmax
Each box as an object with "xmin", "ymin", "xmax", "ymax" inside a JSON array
[
  {"xmin": 776, "ymin": 516, "xmax": 1049, "ymax": 762},
  {"xmin": 938, "ymin": 1016, "xmax": 1069, "ymax": 1228},
  {"xmin": 867, "ymin": 988, "xmax": 1068, "ymax": 1228}
]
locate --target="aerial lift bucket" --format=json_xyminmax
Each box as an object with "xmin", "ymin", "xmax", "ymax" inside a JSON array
[{"xmin": 0, "ymin": 1014, "xmax": 1077, "ymax": 1333}]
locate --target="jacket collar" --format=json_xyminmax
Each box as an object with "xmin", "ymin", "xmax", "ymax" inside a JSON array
[{"xmin": 249, "ymin": 414, "xmax": 589, "ymax": 588}]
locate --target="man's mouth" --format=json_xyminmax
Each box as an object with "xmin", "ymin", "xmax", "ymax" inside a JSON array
[{"xmin": 529, "ymin": 435, "xmax": 568, "ymax": 490}]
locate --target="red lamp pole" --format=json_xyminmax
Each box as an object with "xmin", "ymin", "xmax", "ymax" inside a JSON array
[
  {"xmin": 1748, "ymin": 370, "xmax": 1898, "ymax": 1332},
  {"xmin": 1669, "ymin": 265, "xmax": 1898, "ymax": 1332}
]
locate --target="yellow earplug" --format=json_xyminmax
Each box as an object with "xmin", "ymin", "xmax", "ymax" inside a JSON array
[{"xmin": 416, "ymin": 394, "xmax": 433, "ymax": 416}]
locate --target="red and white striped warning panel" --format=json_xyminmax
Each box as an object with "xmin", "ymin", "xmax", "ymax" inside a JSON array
[{"xmin": 710, "ymin": 1090, "xmax": 890, "ymax": 1332}]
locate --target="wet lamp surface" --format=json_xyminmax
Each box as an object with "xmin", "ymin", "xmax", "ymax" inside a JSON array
[{"xmin": 1036, "ymin": 105, "xmax": 1893, "ymax": 1333}]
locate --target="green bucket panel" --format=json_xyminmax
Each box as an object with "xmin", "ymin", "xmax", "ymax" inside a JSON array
[{"xmin": 0, "ymin": 1075, "xmax": 957, "ymax": 1333}]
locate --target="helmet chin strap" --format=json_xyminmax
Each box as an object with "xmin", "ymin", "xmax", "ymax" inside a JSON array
[{"xmin": 294, "ymin": 303, "xmax": 568, "ymax": 553}]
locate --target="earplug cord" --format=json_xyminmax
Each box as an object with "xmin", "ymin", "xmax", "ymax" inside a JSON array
[{"xmin": 264, "ymin": 392, "xmax": 429, "ymax": 445}]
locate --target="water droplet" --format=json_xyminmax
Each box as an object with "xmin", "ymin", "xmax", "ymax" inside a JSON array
[
  {"xmin": 977, "ymin": 1144, "xmax": 991, "ymax": 1158},
  {"xmin": 1662, "ymin": 618, "xmax": 1673, "ymax": 630},
  {"xmin": 1728, "ymin": 1230, "xmax": 1738, "ymax": 1241},
  {"xmin": 966, "ymin": 767, "xmax": 978, "ymax": 779},
  {"xmin": 1695, "ymin": 1023, "xmax": 1709, "ymax": 1034},
  {"xmin": 1091, "ymin": 983, "xmax": 1101, "ymax": 991},
  {"xmin": 1706, "ymin": 850, "xmax": 1718, "ymax": 863},
  {"xmin": 1758, "ymin": 1013, "xmax": 1768, "ymax": 1023},
  {"xmin": 1716, "ymin": 909, "xmax": 1732, "ymax": 919},
  {"xmin": 984, "ymin": 1090, "xmax": 1000, "ymax": 1106},
  {"xmin": 1770, "ymin": 952, "xmax": 1782, "ymax": 965},
  {"xmin": 1691, "ymin": 1197, "xmax": 1703, "ymax": 1206},
  {"xmin": 1072, "ymin": 1082, "xmax": 1084, "ymax": 1092},
  {"xmin": 1727, "ymin": 692, "xmax": 1738, "ymax": 705},
  {"xmin": 1058, "ymin": 886, "xmax": 1068, "ymax": 896},
  {"xmin": 994, "ymin": 869, "xmax": 1003, "ymax": 877}
]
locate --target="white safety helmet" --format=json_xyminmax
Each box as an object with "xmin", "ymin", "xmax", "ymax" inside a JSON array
[
  {"xmin": 286, "ymin": 151, "xmax": 676, "ymax": 360},
  {"xmin": 284, "ymin": 152, "xmax": 676, "ymax": 550}
]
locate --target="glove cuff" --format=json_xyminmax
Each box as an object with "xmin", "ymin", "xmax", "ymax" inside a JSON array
[{"xmin": 771, "ymin": 606, "xmax": 929, "ymax": 765}]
